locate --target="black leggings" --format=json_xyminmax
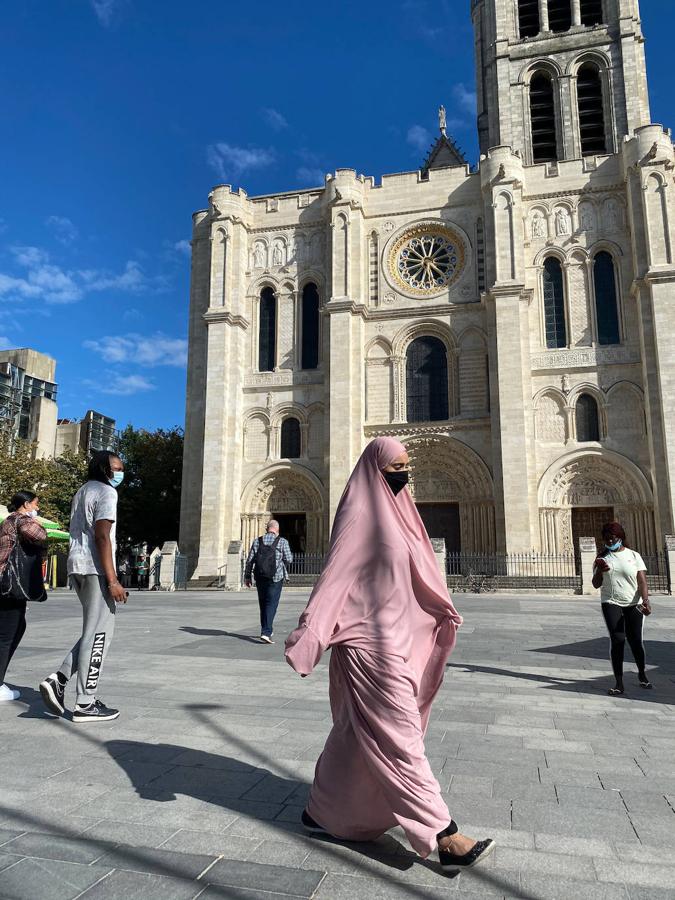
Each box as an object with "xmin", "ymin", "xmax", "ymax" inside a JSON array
[
  {"xmin": 0, "ymin": 600, "xmax": 27, "ymax": 684},
  {"xmin": 601, "ymin": 603, "xmax": 646, "ymax": 685}
]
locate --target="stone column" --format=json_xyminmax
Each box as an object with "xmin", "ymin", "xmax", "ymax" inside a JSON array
[
  {"xmin": 430, "ymin": 539, "xmax": 447, "ymax": 580},
  {"xmin": 538, "ymin": 0, "xmax": 549, "ymax": 31},
  {"xmin": 571, "ymin": 0, "xmax": 581, "ymax": 26},
  {"xmin": 159, "ymin": 541, "xmax": 179, "ymax": 591},
  {"xmin": 665, "ymin": 535, "xmax": 675, "ymax": 595},
  {"xmin": 579, "ymin": 536, "xmax": 599, "ymax": 596}
]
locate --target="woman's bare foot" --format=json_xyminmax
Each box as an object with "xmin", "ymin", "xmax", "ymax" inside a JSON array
[{"xmin": 438, "ymin": 832, "xmax": 476, "ymax": 854}]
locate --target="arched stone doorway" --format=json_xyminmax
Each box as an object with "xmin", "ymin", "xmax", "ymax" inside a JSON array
[
  {"xmin": 538, "ymin": 450, "xmax": 656, "ymax": 554},
  {"xmin": 406, "ymin": 437, "xmax": 496, "ymax": 553},
  {"xmin": 241, "ymin": 466, "xmax": 325, "ymax": 553}
]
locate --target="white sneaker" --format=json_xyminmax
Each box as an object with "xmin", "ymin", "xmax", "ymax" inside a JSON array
[
  {"xmin": 260, "ymin": 635, "xmax": 274, "ymax": 644},
  {"xmin": 0, "ymin": 684, "xmax": 20, "ymax": 702}
]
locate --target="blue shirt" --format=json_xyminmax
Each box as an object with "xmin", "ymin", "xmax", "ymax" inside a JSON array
[{"xmin": 244, "ymin": 533, "xmax": 293, "ymax": 583}]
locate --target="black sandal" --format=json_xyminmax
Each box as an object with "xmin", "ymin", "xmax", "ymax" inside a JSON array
[
  {"xmin": 639, "ymin": 677, "xmax": 653, "ymax": 689},
  {"xmin": 439, "ymin": 838, "xmax": 496, "ymax": 873},
  {"xmin": 608, "ymin": 687, "xmax": 624, "ymax": 696}
]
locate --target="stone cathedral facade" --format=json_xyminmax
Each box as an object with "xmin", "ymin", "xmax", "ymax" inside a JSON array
[{"xmin": 180, "ymin": 0, "xmax": 675, "ymax": 579}]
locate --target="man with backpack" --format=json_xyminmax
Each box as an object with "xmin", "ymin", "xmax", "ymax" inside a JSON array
[{"xmin": 244, "ymin": 520, "xmax": 293, "ymax": 644}]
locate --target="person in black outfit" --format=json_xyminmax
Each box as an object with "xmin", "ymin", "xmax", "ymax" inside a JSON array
[{"xmin": 0, "ymin": 491, "xmax": 47, "ymax": 702}]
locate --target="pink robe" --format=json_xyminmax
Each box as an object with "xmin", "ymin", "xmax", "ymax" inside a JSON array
[{"xmin": 285, "ymin": 437, "xmax": 463, "ymax": 857}]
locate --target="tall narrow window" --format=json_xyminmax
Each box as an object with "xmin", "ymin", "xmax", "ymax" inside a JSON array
[
  {"xmin": 368, "ymin": 232, "xmax": 379, "ymax": 305},
  {"xmin": 476, "ymin": 218, "xmax": 486, "ymax": 293},
  {"xmin": 577, "ymin": 64, "xmax": 606, "ymax": 155},
  {"xmin": 258, "ymin": 287, "xmax": 276, "ymax": 372},
  {"xmin": 518, "ymin": 0, "xmax": 540, "ymax": 37},
  {"xmin": 301, "ymin": 282, "xmax": 320, "ymax": 369},
  {"xmin": 580, "ymin": 0, "xmax": 603, "ymax": 26},
  {"xmin": 530, "ymin": 72, "xmax": 557, "ymax": 163},
  {"xmin": 543, "ymin": 258, "xmax": 567, "ymax": 348},
  {"xmin": 576, "ymin": 394, "xmax": 600, "ymax": 442},
  {"xmin": 548, "ymin": 0, "xmax": 572, "ymax": 32},
  {"xmin": 406, "ymin": 337, "xmax": 449, "ymax": 423},
  {"xmin": 593, "ymin": 251, "xmax": 620, "ymax": 345},
  {"xmin": 280, "ymin": 417, "xmax": 301, "ymax": 458}
]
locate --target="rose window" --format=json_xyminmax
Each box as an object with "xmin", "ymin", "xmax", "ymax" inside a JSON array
[{"xmin": 388, "ymin": 224, "xmax": 465, "ymax": 297}]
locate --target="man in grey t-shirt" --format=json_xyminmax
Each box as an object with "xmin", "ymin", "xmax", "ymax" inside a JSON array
[{"xmin": 39, "ymin": 451, "xmax": 127, "ymax": 723}]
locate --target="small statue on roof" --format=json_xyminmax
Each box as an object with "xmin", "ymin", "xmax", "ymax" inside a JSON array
[{"xmin": 439, "ymin": 104, "xmax": 447, "ymax": 136}]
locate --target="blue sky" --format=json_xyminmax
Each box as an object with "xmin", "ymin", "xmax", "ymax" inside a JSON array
[{"xmin": 1, "ymin": 1, "xmax": 673, "ymax": 432}]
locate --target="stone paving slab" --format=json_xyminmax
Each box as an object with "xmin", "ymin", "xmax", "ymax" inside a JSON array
[{"xmin": 0, "ymin": 589, "xmax": 674, "ymax": 899}]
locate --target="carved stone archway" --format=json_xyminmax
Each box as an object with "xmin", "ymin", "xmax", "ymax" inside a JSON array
[
  {"xmin": 538, "ymin": 450, "xmax": 656, "ymax": 553},
  {"xmin": 406, "ymin": 437, "xmax": 496, "ymax": 552},
  {"xmin": 241, "ymin": 465, "xmax": 325, "ymax": 552}
]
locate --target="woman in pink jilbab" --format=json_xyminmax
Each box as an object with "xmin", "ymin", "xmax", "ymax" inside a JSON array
[{"xmin": 285, "ymin": 437, "xmax": 495, "ymax": 873}]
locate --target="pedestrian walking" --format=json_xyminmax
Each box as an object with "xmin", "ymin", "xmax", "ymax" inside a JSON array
[
  {"xmin": 39, "ymin": 451, "xmax": 128, "ymax": 723},
  {"xmin": 118, "ymin": 558, "xmax": 131, "ymax": 590},
  {"xmin": 592, "ymin": 521, "xmax": 652, "ymax": 696},
  {"xmin": 136, "ymin": 555, "xmax": 148, "ymax": 591},
  {"xmin": 285, "ymin": 437, "xmax": 494, "ymax": 872},
  {"xmin": 0, "ymin": 491, "xmax": 47, "ymax": 702},
  {"xmin": 244, "ymin": 520, "xmax": 293, "ymax": 644}
]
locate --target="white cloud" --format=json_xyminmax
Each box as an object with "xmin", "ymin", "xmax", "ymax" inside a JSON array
[
  {"xmin": 206, "ymin": 143, "xmax": 275, "ymax": 182},
  {"xmin": 90, "ymin": 0, "xmax": 119, "ymax": 26},
  {"xmin": 0, "ymin": 335, "xmax": 12, "ymax": 350},
  {"xmin": 98, "ymin": 374, "xmax": 156, "ymax": 396},
  {"xmin": 45, "ymin": 215, "xmax": 79, "ymax": 245},
  {"xmin": 174, "ymin": 239, "xmax": 191, "ymax": 256},
  {"xmin": 296, "ymin": 166, "xmax": 325, "ymax": 187},
  {"xmin": 262, "ymin": 108, "xmax": 289, "ymax": 132},
  {"xmin": 453, "ymin": 83, "xmax": 477, "ymax": 115},
  {"xmin": 407, "ymin": 125, "xmax": 431, "ymax": 153},
  {"xmin": 0, "ymin": 246, "xmax": 165, "ymax": 306},
  {"xmin": 83, "ymin": 333, "xmax": 188, "ymax": 368}
]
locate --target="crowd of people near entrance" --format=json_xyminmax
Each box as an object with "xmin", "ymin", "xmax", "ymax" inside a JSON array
[{"xmin": 0, "ymin": 439, "xmax": 655, "ymax": 873}]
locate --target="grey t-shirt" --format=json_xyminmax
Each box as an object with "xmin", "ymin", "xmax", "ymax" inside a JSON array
[{"xmin": 67, "ymin": 481, "xmax": 118, "ymax": 576}]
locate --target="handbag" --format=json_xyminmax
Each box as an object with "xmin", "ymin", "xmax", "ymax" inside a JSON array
[{"xmin": 0, "ymin": 519, "xmax": 47, "ymax": 603}]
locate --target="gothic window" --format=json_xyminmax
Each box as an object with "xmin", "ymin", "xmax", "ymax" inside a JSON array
[
  {"xmin": 593, "ymin": 251, "xmax": 620, "ymax": 345},
  {"xmin": 301, "ymin": 282, "xmax": 320, "ymax": 369},
  {"xmin": 575, "ymin": 393, "xmax": 600, "ymax": 442},
  {"xmin": 543, "ymin": 257, "xmax": 567, "ymax": 349},
  {"xmin": 476, "ymin": 218, "xmax": 486, "ymax": 293},
  {"xmin": 518, "ymin": 0, "xmax": 540, "ymax": 37},
  {"xmin": 530, "ymin": 72, "xmax": 558, "ymax": 163},
  {"xmin": 258, "ymin": 287, "xmax": 276, "ymax": 372},
  {"xmin": 580, "ymin": 0, "xmax": 603, "ymax": 26},
  {"xmin": 406, "ymin": 336, "xmax": 449, "ymax": 423},
  {"xmin": 369, "ymin": 232, "xmax": 379, "ymax": 304},
  {"xmin": 577, "ymin": 64, "xmax": 606, "ymax": 155},
  {"xmin": 548, "ymin": 0, "xmax": 572, "ymax": 32},
  {"xmin": 280, "ymin": 417, "xmax": 301, "ymax": 458}
]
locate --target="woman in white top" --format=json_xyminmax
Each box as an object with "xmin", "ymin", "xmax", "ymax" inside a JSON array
[{"xmin": 592, "ymin": 521, "xmax": 652, "ymax": 696}]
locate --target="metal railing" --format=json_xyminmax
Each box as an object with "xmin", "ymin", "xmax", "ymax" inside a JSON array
[
  {"xmin": 446, "ymin": 552, "xmax": 580, "ymax": 591},
  {"xmin": 643, "ymin": 552, "xmax": 669, "ymax": 594}
]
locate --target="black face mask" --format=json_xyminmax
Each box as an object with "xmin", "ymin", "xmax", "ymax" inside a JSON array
[{"xmin": 384, "ymin": 470, "xmax": 409, "ymax": 496}]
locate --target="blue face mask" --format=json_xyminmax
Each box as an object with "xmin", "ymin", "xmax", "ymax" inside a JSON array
[
  {"xmin": 605, "ymin": 540, "xmax": 622, "ymax": 552},
  {"xmin": 109, "ymin": 471, "xmax": 124, "ymax": 489}
]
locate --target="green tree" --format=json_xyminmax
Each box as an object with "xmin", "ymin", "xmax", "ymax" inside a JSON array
[{"xmin": 116, "ymin": 426, "xmax": 183, "ymax": 551}]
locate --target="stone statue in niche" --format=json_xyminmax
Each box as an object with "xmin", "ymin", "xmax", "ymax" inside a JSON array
[
  {"xmin": 579, "ymin": 206, "xmax": 595, "ymax": 232},
  {"xmin": 532, "ymin": 212, "xmax": 546, "ymax": 239},
  {"xmin": 555, "ymin": 208, "xmax": 571, "ymax": 236},
  {"xmin": 561, "ymin": 374, "xmax": 570, "ymax": 394},
  {"xmin": 273, "ymin": 241, "xmax": 285, "ymax": 266},
  {"xmin": 605, "ymin": 199, "xmax": 620, "ymax": 232},
  {"xmin": 254, "ymin": 243, "xmax": 266, "ymax": 269}
]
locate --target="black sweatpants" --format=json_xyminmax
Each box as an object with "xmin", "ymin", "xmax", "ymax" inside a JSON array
[
  {"xmin": 0, "ymin": 600, "xmax": 27, "ymax": 684},
  {"xmin": 601, "ymin": 603, "xmax": 646, "ymax": 685}
]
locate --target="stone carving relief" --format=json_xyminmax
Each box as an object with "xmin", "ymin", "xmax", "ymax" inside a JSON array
[
  {"xmin": 578, "ymin": 202, "xmax": 596, "ymax": 233},
  {"xmin": 267, "ymin": 198, "xmax": 279, "ymax": 213},
  {"xmin": 531, "ymin": 211, "xmax": 546, "ymax": 240},
  {"xmin": 272, "ymin": 240, "xmax": 285, "ymax": 267},
  {"xmin": 244, "ymin": 371, "xmax": 324, "ymax": 388},
  {"xmin": 555, "ymin": 208, "xmax": 571, "ymax": 236},
  {"xmin": 406, "ymin": 438, "xmax": 493, "ymax": 502},
  {"xmin": 544, "ymin": 457, "xmax": 643, "ymax": 507},
  {"xmin": 251, "ymin": 471, "xmax": 322, "ymax": 512},
  {"xmin": 535, "ymin": 395, "xmax": 566, "ymax": 443},
  {"xmin": 603, "ymin": 198, "xmax": 622, "ymax": 233},
  {"xmin": 531, "ymin": 347, "xmax": 640, "ymax": 370}
]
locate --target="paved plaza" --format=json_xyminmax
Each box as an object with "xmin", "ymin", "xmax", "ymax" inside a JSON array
[{"xmin": 0, "ymin": 589, "xmax": 674, "ymax": 900}]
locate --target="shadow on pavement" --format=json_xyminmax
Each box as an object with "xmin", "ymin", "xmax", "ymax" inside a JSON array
[{"xmin": 179, "ymin": 626, "xmax": 262, "ymax": 644}]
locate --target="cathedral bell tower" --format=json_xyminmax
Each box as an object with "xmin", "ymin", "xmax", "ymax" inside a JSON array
[{"xmin": 472, "ymin": 0, "xmax": 651, "ymax": 164}]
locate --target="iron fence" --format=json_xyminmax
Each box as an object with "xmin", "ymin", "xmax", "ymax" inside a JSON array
[
  {"xmin": 174, "ymin": 553, "xmax": 188, "ymax": 590},
  {"xmin": 446, "ymin": 552, "xmax": 580, "ymax": 592},
  {"xmin": 287, "ymin": 553, "xmax": 325, "ymax": 584},
  {"xmin": 643, "ymin": 552, "xmax": 669, "ymax": 594},
  {"xmin": 149, "ymin": 558, "xmax": 161, "ymax": 590}
]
